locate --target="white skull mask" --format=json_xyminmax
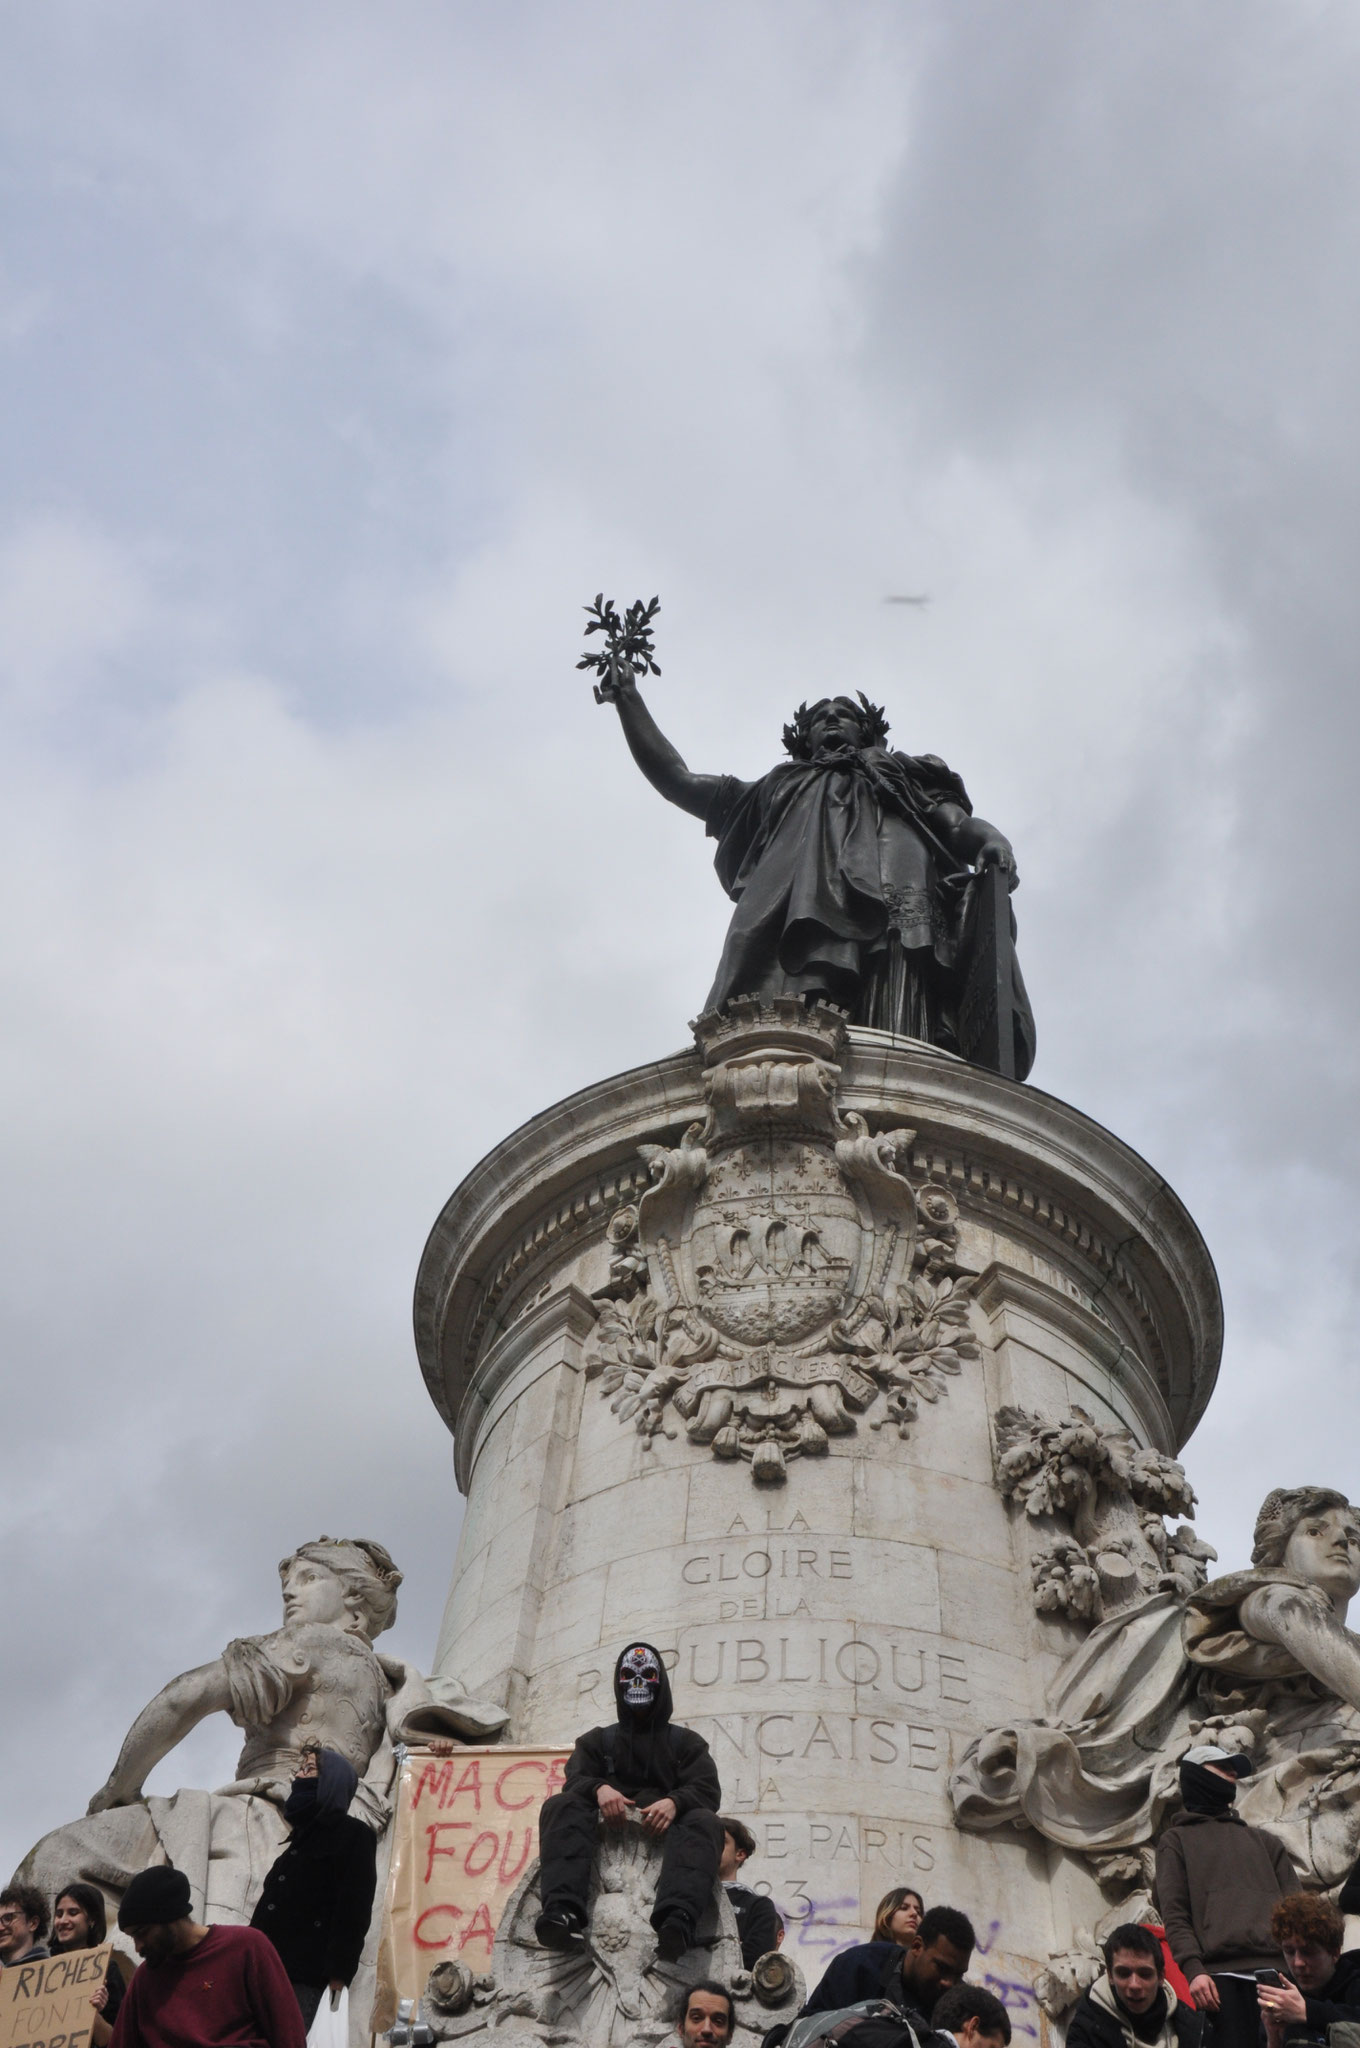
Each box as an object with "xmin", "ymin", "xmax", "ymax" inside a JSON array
[{"xmin": 618, "ymin": 1645, "xmax": 662, "ymax": 1710}]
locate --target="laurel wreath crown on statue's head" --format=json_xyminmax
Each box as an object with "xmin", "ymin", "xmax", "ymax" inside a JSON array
[{"xmin": 783, "ymin": 692, "xmax": 890, "ymax": 760}]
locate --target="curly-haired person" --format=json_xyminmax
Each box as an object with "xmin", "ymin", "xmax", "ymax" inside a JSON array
[
  {"xmin": 1258, "ymin": 1893, "xmax": 1360, "ymax": 2046},
  {"xmin": 0, "ymin": 1884, "xmax": 50, "ymax": 1964}
]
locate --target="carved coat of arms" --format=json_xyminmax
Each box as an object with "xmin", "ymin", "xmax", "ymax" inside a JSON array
[{"xmin": 585, "ymin": 999, "xmax": 981, "ymax": 1483}]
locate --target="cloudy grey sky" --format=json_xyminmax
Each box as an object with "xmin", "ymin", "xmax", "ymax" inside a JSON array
[{"xmin": 4, "ymin": 0, "xmax": 1360, "ymax": 1875}]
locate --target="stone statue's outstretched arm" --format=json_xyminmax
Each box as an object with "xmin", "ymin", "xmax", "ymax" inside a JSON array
[
  {"xmin": 934, "ymin": 801, "xmax": 1019, "ymax": 888},
  {"xmin": 609, "ymin": 673, "xmax": 722, "ymax": 822},
  {"xmin": 87, "ymin": 1657, "xmax": 235, "ymax": 1812},
  {"xmin": 1240, "ymin": 1583, "xmax": 1360, "ymax": 1709}
]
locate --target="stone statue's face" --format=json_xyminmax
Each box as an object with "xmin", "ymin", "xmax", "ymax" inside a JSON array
[
  {"xmin": 1283, "ymin": 1504, "xmax": 1360, "ymax": 1601},
  {"xmin": 282, "ymin": 1557, "xmax": 351, "ymax": 1628},
  {"xmin": 808, "ymin": 701, "xmax": 865, "ymax": 753}
]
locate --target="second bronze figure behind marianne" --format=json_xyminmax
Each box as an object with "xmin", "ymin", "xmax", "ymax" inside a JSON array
[{"xmin": 604, "ymin": 676, "xmax": 1035, "ymax": 1080}]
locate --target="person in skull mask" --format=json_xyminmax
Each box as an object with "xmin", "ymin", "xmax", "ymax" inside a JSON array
[{"xmin": 535, "ymin": 1642, "xmax": 724, "ymax": 1962}]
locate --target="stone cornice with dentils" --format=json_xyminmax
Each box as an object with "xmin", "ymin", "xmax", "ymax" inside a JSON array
[
  {"xmin": 415, "ymin": 1030, "xmax": 1220, "ymax": 1449},
  {"xmin": 462, "ymin": 1134, "xmax": 1167, "ymax": 1413}
]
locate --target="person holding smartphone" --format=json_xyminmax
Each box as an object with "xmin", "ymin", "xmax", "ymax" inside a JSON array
[{"xmin": 1258, "ymin": 1895, "xmax": 1360, "ymax": 2045}]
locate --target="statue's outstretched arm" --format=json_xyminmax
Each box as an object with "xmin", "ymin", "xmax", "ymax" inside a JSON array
[
  {"xmin": 610, "ymin": 674, "xmax": 721, "ymax": 822},
  {"xmin": 1240, "ymin": 1583, "xmax": 1360, "ymax": 1710},
  {"xmin": 87, "ymin": 1657, "xmax": 234, "ymax": 1812},
  {"xmin": 934, "ymin": 801, "xmax": 1019, "ymax": 888}
]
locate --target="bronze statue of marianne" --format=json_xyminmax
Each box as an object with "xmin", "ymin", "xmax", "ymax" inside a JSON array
[{"xmin": 583, "ymin": 596, "xmax": 1035, "ymax": 1079}]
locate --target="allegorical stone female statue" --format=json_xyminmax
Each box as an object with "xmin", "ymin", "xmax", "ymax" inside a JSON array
[
  {"xmin": 19, "ymin": 1537, "xmax": 507, "ymax": 1934},
  {"xmin": 583, "ymin": 598, "xmax": 1035, "ymax": 1078},
  {"xmin": 952, "ymin": 1486, "xmax": 1360, "ymax": 1888}
]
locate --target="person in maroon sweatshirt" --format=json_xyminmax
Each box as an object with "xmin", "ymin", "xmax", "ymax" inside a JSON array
[{"xmin": 109, "ymin": 1867, "xmax": 305, "ymax": 2048}]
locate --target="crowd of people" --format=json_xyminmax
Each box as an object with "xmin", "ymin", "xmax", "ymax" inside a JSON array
[
  {"xmin": 0, "ymin": 1738, "xmax": 376, "ymax": 2048},
  {"xmin": 664, "ymin": 1894, "xmax": 1012, "ymax": 2048},
  {"xmin": 7, "ymin": 1652, "xmax": 1360, "ymax": 2048},
  {"xmin": 0, "ymin": 1878, "xmax": 128, "ymax": 2040},
  {"xmin": 536, "ymin": 1648, "xmax": 1360, "ymax": 2048},
  {"xmin": 672, "ymin": 1772, "xmax": 1360, "ymax": 2048},
  {"xmin": 1053, "ymin": 1740, "xmax": 1360, "ymax": 2048}
]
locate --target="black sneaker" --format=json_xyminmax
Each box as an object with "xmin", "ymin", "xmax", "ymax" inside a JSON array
[
  {"xmin": 534, "ymin": 1907, "xmax": 586, "ymax": 1954},
  {"xmin": 654, "ymin": 1916, "xmax": 693, "ymax": 1963}
]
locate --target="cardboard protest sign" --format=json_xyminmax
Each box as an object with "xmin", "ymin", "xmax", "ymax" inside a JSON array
[
  {"xmin": 0, "ymin": 1944, "xmax": 115, "ymax": 2048},
  {"xmin": 374, "ymin": 1745, "xmax": 570, "ymax": 2030}
]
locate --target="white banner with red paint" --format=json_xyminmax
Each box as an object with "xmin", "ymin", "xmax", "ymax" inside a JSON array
[{"xmin": 374, "ymin": 1745, "xmax": 570, "ymax": 2028}]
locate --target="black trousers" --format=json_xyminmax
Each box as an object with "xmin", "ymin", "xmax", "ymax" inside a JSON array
[
  {"xmin": 291, "ymin": 1982, "xmax": 324, "ymax": 2030},
  {"xmin": 537, "ymin": 1790, "xmax": 724, "ymax": 1929},
  {"xmin": 1207, "ymin": 1977, "xmax": 1267, "ymax": 2048}
]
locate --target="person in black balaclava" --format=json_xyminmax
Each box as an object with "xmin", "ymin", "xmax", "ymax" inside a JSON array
[
  {"xmin": 1153, "ymin": 1743, "xmax": 1297, "ymax": 2048},
  {"xmin": 535, "ymin": 1642, "xmax": 724, "ymax": 1963},
  {"xmin": 250, "ymin": 1743, "xmax": 378, "ymax": 2027}
]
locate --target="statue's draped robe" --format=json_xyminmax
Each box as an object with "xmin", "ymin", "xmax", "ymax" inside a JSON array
[
  {"xmin": 703, "ymin": 744, "xmax": 1035, "ymax": 1078},
  {"xmin": 948, "ymin": 1587, "xmax": 1194, "ymax": 1852},
  {"xmin": 949, "ymin": 1568, "xmax": 1360, "ymax": 1885}
]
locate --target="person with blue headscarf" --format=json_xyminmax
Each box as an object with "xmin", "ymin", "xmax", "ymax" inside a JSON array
[{"xmin": 250, "ymin": 1745, "xmax": 377, "ymax": 2028}]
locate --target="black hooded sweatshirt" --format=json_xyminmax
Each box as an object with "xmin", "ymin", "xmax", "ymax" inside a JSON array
[{"xmin": 560, "ymin": 1644, "xmax": 721, "ymax": 1817}]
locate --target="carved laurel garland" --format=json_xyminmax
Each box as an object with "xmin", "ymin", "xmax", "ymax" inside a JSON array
[{"xmin": 463, "ymin": 1129, "xmax": 1165, "ymax": 1401}]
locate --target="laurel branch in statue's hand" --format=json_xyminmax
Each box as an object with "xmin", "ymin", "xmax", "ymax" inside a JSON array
[{"xmin": 577, "ymin": 593, "xmax": 660, "ymax": 704}]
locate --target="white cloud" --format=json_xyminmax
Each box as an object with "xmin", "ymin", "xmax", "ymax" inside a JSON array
[{"xmin": 0, "ymin": 517, "xmax": 149, "ymax": 707}]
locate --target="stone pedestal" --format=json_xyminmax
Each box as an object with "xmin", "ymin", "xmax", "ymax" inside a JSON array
[{"xmin": 414, "ymin": 1007, "xmax": 1220, "ymax": 1994}]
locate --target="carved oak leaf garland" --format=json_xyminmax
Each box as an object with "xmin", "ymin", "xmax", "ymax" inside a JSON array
[{"xmin": 994, "ymin": 1404, "xmax": 1213, "ymax": 1624}]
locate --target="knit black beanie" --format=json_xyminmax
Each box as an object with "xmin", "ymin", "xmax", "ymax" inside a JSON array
[{"xmin": 118, "ymin": 1866, "xmax": 192, "ymax": 1929}]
